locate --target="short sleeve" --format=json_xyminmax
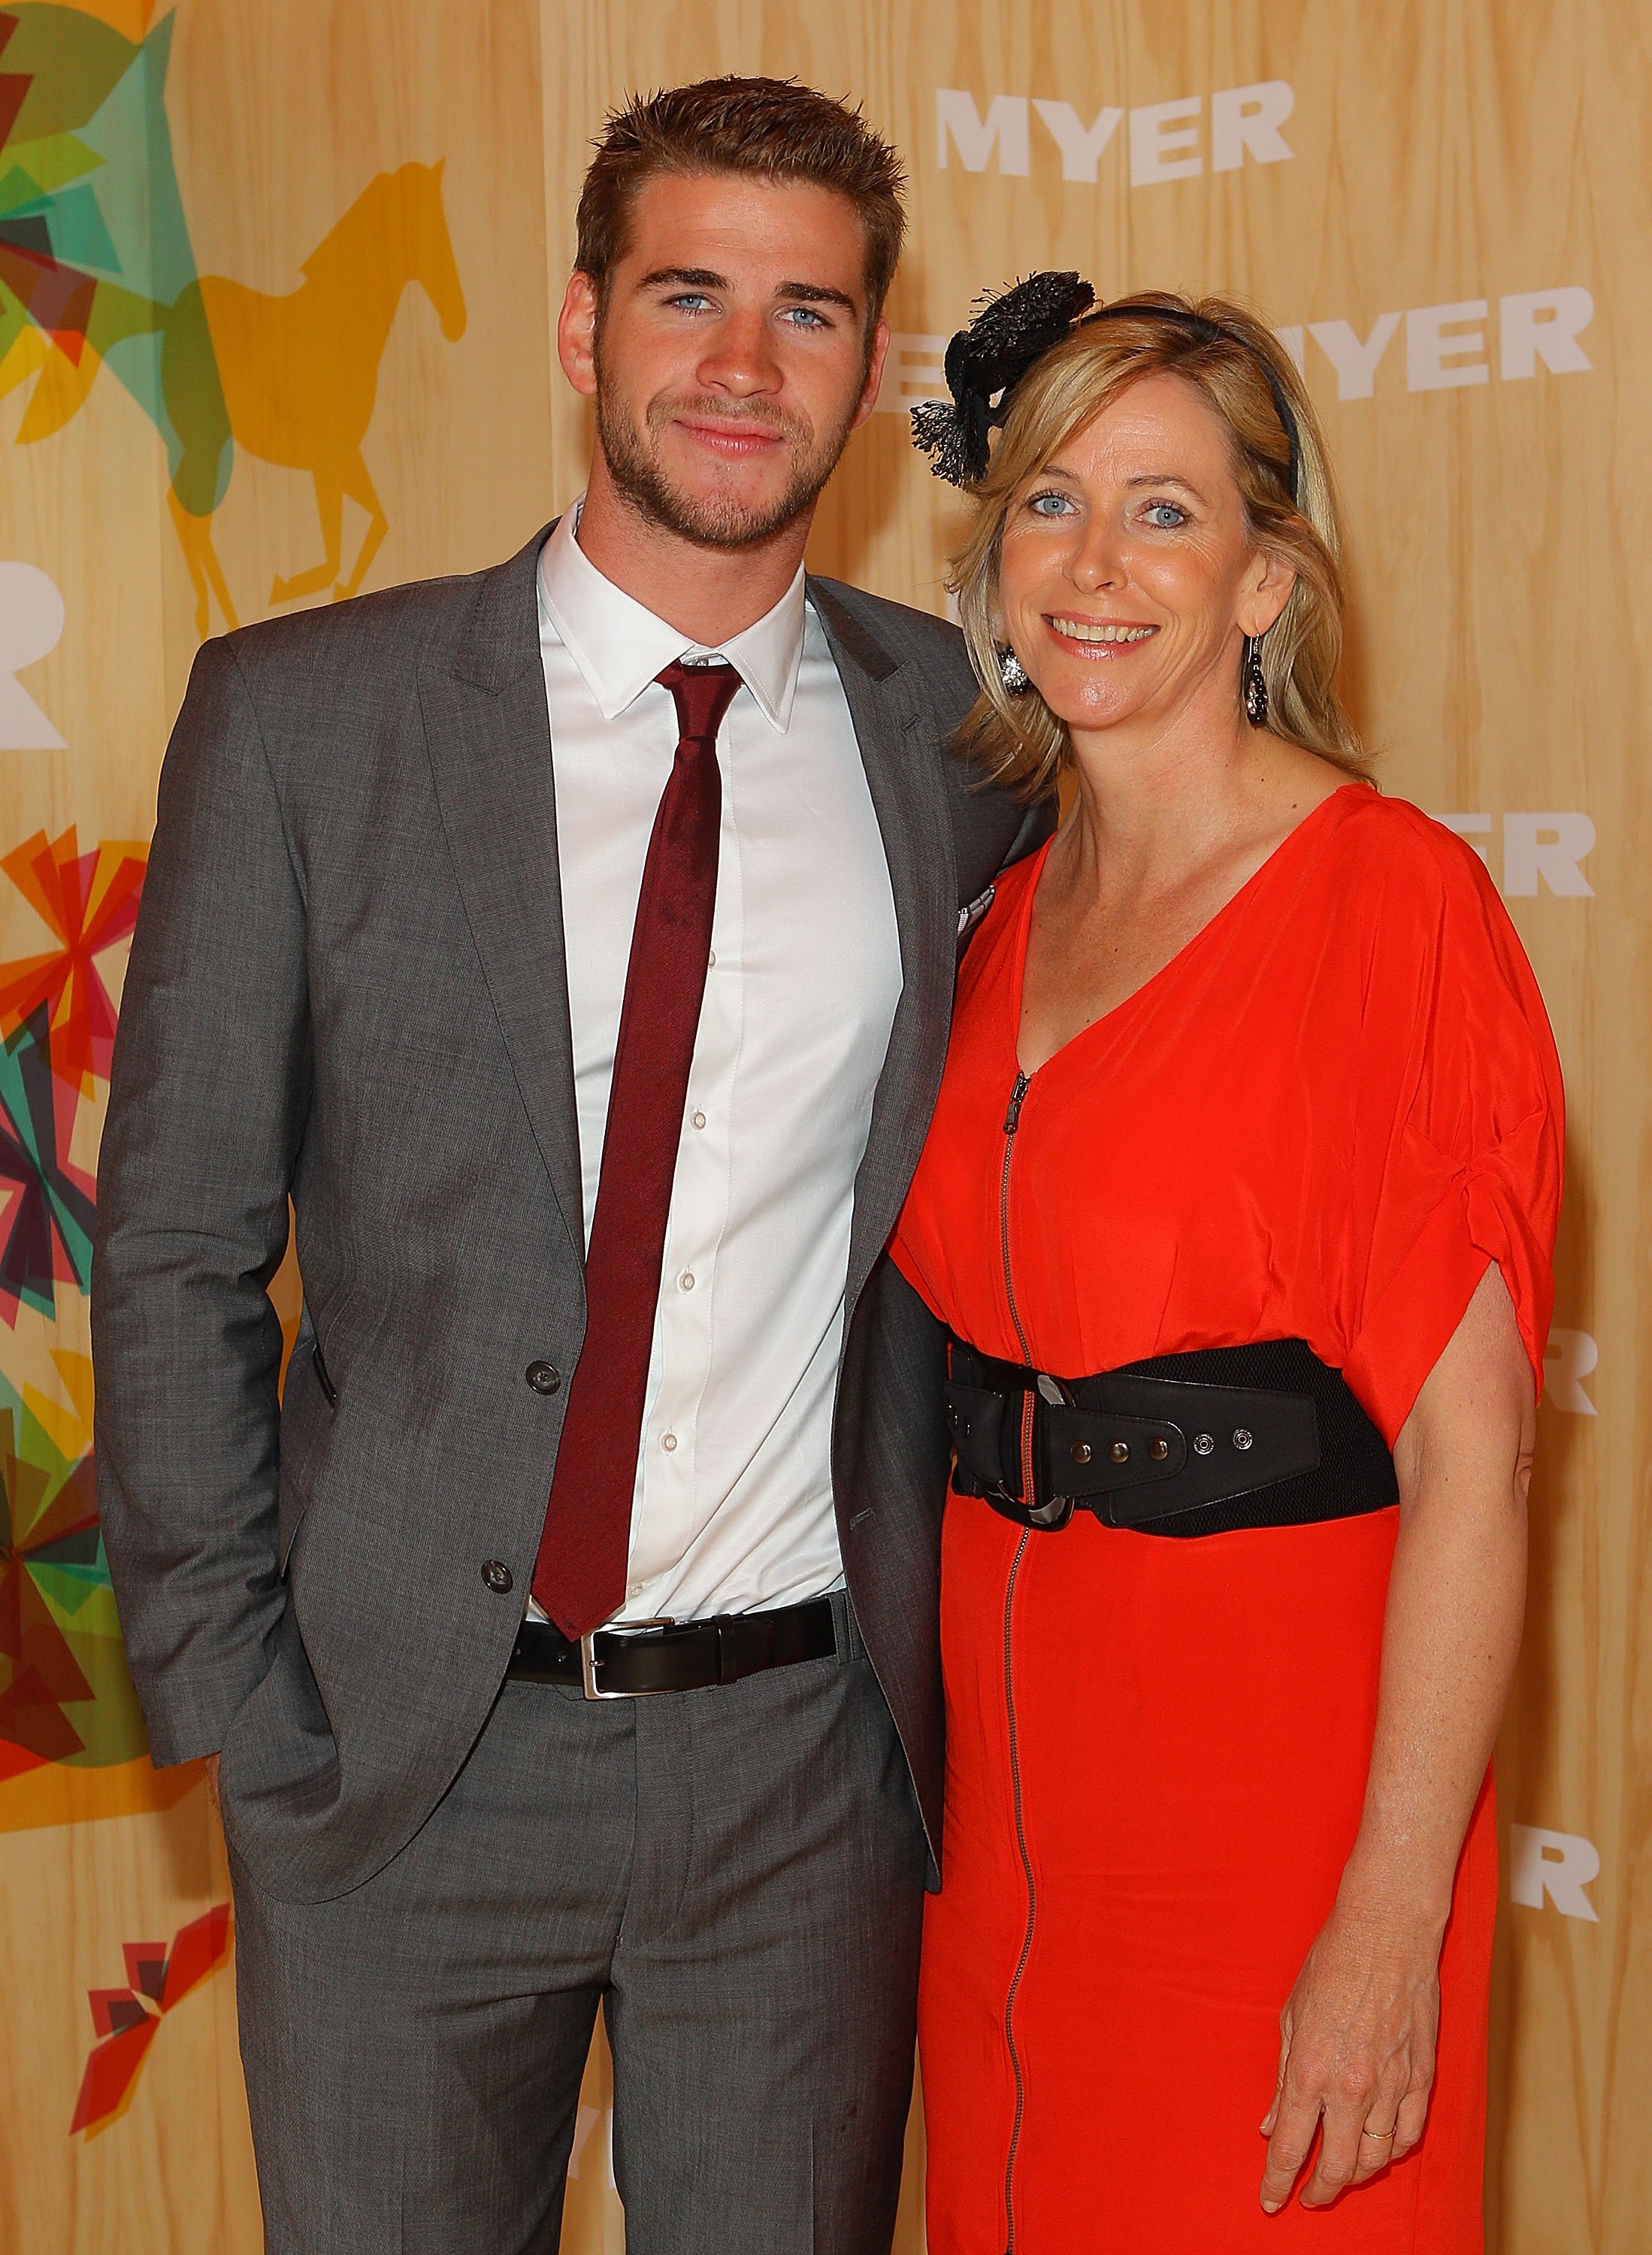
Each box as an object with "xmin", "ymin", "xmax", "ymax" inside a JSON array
[{"xmin": 1341, "ymin": 820, "xmax": 1564, "ymax": 1445}]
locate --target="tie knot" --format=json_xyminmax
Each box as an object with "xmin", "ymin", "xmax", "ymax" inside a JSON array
[{"xmin": 656, "ymin": 658, "xmax": 742, "ymax": 746}]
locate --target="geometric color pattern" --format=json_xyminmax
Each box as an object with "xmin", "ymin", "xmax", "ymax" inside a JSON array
[
  {"xmin": 0, "ymin": 999, "xmax": 98, "ymax": 1323},
  {"xmin": 70, "ymin": 1902, "xmax": 233, "ymax": 2136},
  {"xmin": 0, "ymin": 1347, "xmax": 149, "ymax": 1776},
  {"xmin": 0, "ymin": 826, "xmax": 148, "ymax": 1096},
  {"xmin": 0, "ymin": 4, "xmax": 231, "ymax": 510}
]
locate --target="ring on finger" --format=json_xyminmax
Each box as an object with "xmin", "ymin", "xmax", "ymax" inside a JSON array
[{"xmin": 1360, "ymin": 2127, "xmax": 1396, "ymax": 2144}]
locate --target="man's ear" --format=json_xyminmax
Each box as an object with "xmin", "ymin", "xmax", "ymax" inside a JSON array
[
  {"xmin": 851, "ymin": 317, "xmax": 891, "ymax": 431},
  {"xmin": 557, "ymin": 271, "xmax": 601, "ymax": 400}
]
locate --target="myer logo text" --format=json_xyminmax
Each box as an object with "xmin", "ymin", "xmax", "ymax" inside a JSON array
[
  {"xmin": 936, "ymin": 83, "xmax": 1294, "ymax": 185},
  {"xmin": 0, "ymin": 561, "xmax": 67, "ymax": 751},
  {"xmin": 879, "ymin": 290, "xmax": 1593, "ymax": 419},
  {"xmin": 1277, "ymin": 290, "xmax": 1593, "ymax": 395},
  {"xmin": 1543, "ymin": 1330, "xmax": 1598, "ymax": 1415},
  {"xmin": 1510, "ymin": 1826, "xmax": 1601, "ymax": 1921},
  {"xmin": 1433, "ymin": 813, "xmax": 1596, "ymax": 898}
]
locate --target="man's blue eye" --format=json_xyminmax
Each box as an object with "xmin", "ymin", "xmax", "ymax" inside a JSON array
[
  {"xmin": 670, "ymin": 295, "xmax": 714, "ymax": 314},
  {"xmin": 782, "ymin": 307, "xmax": 828, "ymax": 328},
  {"xmin": 1144, "ymin": 502, "xmax": 1188, "ymax": 528}
]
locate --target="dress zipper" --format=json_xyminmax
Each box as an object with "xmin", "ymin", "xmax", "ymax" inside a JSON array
[{"xmin": 998, "ymin": 1067, "xmax": 1036, "ymax": 2255}]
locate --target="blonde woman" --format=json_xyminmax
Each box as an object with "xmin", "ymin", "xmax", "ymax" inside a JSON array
[{"xmin": 891, "ymin": 283, "xmax": 1562, "ymax": 2250}]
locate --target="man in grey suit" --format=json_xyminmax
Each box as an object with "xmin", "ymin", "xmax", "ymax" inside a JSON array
[{"xmin": 93, "ymin": 76, "xmax": 1047, "ymax": 2255}]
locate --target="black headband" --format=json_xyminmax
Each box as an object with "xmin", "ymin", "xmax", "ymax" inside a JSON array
[{"xmin": 909, "ymin": 274, "xmax": 1303, "ymax": 504}]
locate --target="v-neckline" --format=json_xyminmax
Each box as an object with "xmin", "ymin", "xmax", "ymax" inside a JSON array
[{"xmin": 1010, "ymin": 783, "xmax": 1368, "ymax": 1080}]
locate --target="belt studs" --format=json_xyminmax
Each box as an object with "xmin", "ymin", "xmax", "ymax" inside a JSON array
[
  {"xmin": 1150, "ymin": 1437, "xmax": 1169, "ymax": 1460},
  {"xmin": 1193, "ymin": 1433, "xmax": 1215, "ymax": 1456},
  {"xmin": 1071, "ymin": 1440, "xmax": 1092, "ymax": 1464},
  {"xmin": 1109, "ymin": 1440, "xmax": 1130, "ymax": 1462},
  {"xmin": 1233, "ymin": 1428, "xmax": 1254, "ymax": 1451}
]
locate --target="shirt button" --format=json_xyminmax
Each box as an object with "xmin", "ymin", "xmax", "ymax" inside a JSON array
[
  {"xmin": 691, "ymin": 1111, "xmax": 706, "ymax": 1131},
  {"xmin": 706, "ymin": 950, "xmax": 716, "ymax": 969},
  {"xmin": 661, "ymin": 1432, "xmax": 679, "ymax": 1453},
  {"xmin": 525, "ymin": 1361, "xmax": 561, "ymax": 1394},
  {"xmin": 481, "ymin": 1560, "xmax": 514, "ymax": 1594},
  {"xmin": 679, "ymin": 1271, "xmax": 695, "ymax": 1291}
]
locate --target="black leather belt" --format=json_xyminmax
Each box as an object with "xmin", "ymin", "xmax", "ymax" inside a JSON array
[
  {"xmin": 506, "ymin": 1596, "xmax": 838, "ymax": 1699},
  {"xmin": 947, "ymin": 1336, "xmax": 1397, "ymax": 1538}
]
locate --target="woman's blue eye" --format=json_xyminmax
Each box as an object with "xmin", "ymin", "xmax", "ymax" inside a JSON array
[
  {"xmin": 1027, "ymin": 490, "xmax": 1076, "ymax": 517},
  {"xmin": 1143, "ymin": 501, "xmax": 1188, "ymax": 528}
]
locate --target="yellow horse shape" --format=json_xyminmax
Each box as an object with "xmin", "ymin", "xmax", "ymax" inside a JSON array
[{"xmin": 167, "ymin": 159, "xmax": 467, "ymax": 638}]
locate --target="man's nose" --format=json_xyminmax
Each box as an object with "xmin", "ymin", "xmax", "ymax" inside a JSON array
[{"xmin": 696, "ymin": 310, "xmax": 783, "ymax": 397}]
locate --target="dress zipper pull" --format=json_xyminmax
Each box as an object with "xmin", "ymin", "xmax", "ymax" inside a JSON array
[{"xmin": 1003, "ymin": 1070, "xmax": 1030, "ymax": 1136}]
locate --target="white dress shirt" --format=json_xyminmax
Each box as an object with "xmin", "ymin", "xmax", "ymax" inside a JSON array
[{"xmin": 532, "ymin": 502, "xmax": 903, "ymax": 1625}]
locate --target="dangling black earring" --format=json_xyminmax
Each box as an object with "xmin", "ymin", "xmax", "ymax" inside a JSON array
[{"xmin": 1242, "ymin": 634, "xmax": 1269, "ymax": 728}]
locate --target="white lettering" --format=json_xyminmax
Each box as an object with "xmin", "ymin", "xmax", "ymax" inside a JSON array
[
  {"xmin": 1210, "ymin": 80, "xmax": 1295, "ymax": 171},
  {"xmin": 1309, "ymin": 312, "xmax": 1403, "ymax": 400},
  {"xmin": 1032, "ymin": 99, "xmax": 1124, "ymax": 183},
  {"xmin": 1407, "ymin": 300, "xmax": 1491, "ymax": 391},
  {"xmin": 0, "ymin": 562, "xmax": 67, "ymax": 750},
  {"xmin": 1543, "ymin": 1330, "xmax": 1599, "ymax": 1415},
  {"xmin": 936, "ymin": 89, "xmax": 1030, "ymax": 174},
  {"xmin": 1503, "ymin": 812, "xmax": 1596, "ymax": 897},
  {"xmin": 876, "ymin": 333, "xmax": 949, "ymax": 411},
  {"xmin": 1501, "ymin": 286, "xmax": 1595, "ymax": 380},
  {"xmin": 1129, "ymin": 96, "xmax": 1203, "ymax": 185},
  {"xmin": 934, "ymin": 83, "xmax": 1296, "ymax": 183},
  {"xmin": 1510, "ymin": 1825, "xmax": 1600, "ymax": 1921},
  {"xmin": 1432, "ymin": 812, "xmax": 1493, "ymax": 868},
  {"xmin": 1272, "ymin": 325, "xmax": 1306, "ymax": 374}
]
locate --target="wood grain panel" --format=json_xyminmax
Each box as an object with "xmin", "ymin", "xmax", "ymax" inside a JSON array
[
  {"xmin": 534, "ymin": 7, "xmax": 1651, "ymax": 2250},
  {"xmin": 1, "ymin": 2, "xmax": 1645, "ymax": 2248}
]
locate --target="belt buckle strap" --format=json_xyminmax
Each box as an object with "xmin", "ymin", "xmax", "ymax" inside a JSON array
[{"xmin": 579, "ymin": 1618, "xmax": 676, "ymax": 1700}]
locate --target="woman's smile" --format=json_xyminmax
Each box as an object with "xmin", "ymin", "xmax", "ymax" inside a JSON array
[{"xmin": 1045, "ymin": 613, "xmax": 1160, "ymax": 655}]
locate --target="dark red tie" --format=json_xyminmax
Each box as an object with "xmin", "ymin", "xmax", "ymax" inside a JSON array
[{"xmin": 532, "ymin": 658, "xmax": 742, "ymax": 1639}]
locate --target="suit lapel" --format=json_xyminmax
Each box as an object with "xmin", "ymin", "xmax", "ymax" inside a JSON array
[
  {"xmin": 810, "ymin": 580, "xmax": 958, "ymax": 1322},
  {"xmin": 419, "ymin": 525, "xmax": 585, "ymax": 1267}
]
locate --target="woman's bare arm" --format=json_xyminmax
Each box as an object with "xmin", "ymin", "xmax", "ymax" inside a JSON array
[{"xmin": 1259, "ymin": 1261, "xmax": 1533, "ymax": 2212}]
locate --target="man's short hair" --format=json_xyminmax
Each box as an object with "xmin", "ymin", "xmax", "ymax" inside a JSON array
[{"xmin": 575, "ymin": 77, "xmax": 907, "ymax": 325}]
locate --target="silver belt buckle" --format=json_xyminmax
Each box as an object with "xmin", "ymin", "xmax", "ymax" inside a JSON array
[{"xmin": 579, "ymin": 1618, "xmax": 676, "ymax": 1700}]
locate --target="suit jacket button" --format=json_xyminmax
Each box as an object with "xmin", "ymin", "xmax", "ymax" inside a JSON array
[
  {"xmin": 525, "ymin": 1361, "xmax": 561, "ymax": 1394},
  {"xmin": 482, "ymin": 1560, "xmax": 514, "ymax": 1594}
]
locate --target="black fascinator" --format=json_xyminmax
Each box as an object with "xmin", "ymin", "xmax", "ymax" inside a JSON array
[
  {"xmin": 911, "ymin": 276, "xmax": 1306, "ymax": 502},
  {"xmin": 910, "ymin": 271, "xmax": 1097, "ymax": 486}
]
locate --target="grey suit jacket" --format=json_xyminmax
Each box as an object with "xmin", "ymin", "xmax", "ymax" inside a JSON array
[{"xmin": 92, "ymin": 525, "xmax": 1051, "ymax": 1902}]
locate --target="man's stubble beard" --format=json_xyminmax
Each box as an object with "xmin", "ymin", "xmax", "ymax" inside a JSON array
[{"xmin": 593, "ymin": 340, "xmax": 862, "ymax": 551}]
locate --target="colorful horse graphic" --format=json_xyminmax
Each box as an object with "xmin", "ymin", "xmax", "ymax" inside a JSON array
[{"xmin": 0, "ymin": 2, "xmax": 467, "ymax": 636}]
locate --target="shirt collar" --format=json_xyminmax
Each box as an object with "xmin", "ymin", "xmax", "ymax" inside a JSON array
[{"xmin": 537, "ymin": 497, "xmax": 805, "ymax": 731}]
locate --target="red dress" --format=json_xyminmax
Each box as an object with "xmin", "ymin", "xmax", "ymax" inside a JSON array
[{"xmin": 890, "ymin": 786, "xmax": 1563, "ymax": 2253}]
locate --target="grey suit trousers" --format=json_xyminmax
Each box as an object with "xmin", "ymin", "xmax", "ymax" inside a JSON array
[{"xmin": 228, "ymin": 1595, "xmax": 927, "ymax": 2255}]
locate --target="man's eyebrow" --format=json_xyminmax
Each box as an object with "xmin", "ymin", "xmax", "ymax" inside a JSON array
[
  {"xmin": 775, "ymin": 280, "xmax": 858, "ymax": 314},
  {"xmin": 636, "ymin": 266, "xmax": 727, "ymax": 292},
  {"xmin": 633, "ymin": 267, "xmax": 858, "ymax": 315}
]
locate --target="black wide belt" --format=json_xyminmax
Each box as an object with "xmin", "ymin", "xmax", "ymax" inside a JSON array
[
  {"xmin": 506, "ymin": 1596, "xmax": 838, "ymax": 1699},
  {"xmin": 947, "ymin": 1336, "xmax": 1397, "ymax": 1538}
]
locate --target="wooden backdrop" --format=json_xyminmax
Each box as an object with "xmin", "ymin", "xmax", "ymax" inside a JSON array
[{"xmin": 0, "ymin": 2, "xmax": 1644, "ymax": 2247}]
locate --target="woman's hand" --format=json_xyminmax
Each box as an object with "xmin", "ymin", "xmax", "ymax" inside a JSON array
[
  {"xmin": 1259, "ymin": 1896, "xmax": 1442, "ymax": 2211},
  {"xmin": 1258, "ymin": 1264, "xmax": 1533, "ymax": 2214}
]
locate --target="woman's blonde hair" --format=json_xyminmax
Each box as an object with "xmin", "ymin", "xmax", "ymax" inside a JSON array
[{"xmin": 949, "ymin": 292, "xmax": 1366, "ymax": 798}]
